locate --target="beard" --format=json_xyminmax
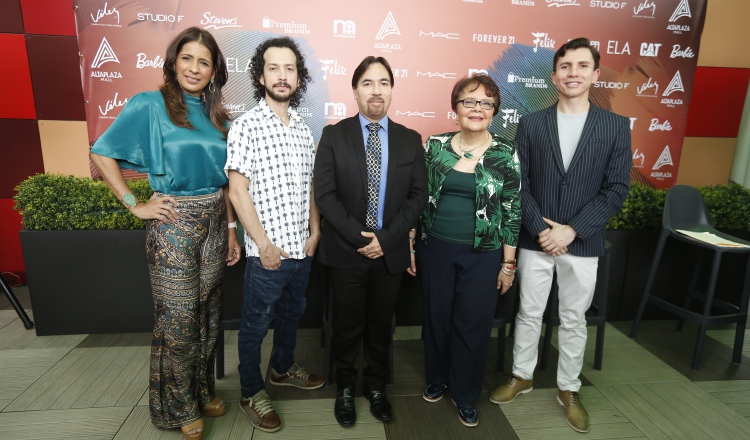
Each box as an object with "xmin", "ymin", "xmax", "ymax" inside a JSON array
[{"xmin": 265, "ymin": 81, "xmax": 296, "ymax": 103}]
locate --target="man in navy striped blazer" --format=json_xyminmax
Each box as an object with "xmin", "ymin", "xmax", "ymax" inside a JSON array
[{"xmin": 490, "ymin": 38, "xmax": 631, "ymax": 433}]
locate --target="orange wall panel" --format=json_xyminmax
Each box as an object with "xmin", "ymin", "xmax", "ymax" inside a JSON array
[{"xmin": 0, "ymin": 34, "xmax": 36, "ymax": 119}]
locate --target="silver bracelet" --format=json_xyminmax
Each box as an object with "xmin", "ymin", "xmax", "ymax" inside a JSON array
[{"xmin": 228, "ymin": 222, "xmax": 237, "ymax": 229}]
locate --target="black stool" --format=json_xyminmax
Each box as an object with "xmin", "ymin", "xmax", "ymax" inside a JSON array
[{"xmin": 1, "ymin": 275, "xmax": 34, "ymax": 329}]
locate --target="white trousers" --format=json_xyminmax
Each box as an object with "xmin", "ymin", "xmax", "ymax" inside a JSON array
[{"xmin": 512, "ymin": 249, "xmax": 598, "ymax": 391}]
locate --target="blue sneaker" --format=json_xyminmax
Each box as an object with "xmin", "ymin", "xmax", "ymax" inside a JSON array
[
  {"xmin": 423, "ymin": 384, "xmax": 449, "ymax": 402},
  {"xmin": 453, "ymin": 400, "xmax": 478, "ymax": 427}
]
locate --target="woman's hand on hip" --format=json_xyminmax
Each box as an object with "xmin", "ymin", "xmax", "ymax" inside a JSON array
[{"xmin": 130, "ymin": 193, "xmax": 179, "ymax": 223}]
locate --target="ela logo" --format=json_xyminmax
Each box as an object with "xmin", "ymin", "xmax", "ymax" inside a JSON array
[
  {"xmin": 91, "ymin": 37, "xmax": 119, "ymax": 68},
  {"xmin": 375, "ymin": 12, "xmax": 400, "ymax": 40}
]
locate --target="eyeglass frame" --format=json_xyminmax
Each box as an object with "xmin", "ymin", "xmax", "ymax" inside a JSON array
[{"xmin": 456, "ymin": 98, "xmax": 496, "ymax": 111}]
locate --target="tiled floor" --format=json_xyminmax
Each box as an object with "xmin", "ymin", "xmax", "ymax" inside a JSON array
[{"xmin": 3, "ymin": 286, "xmax": 750, "ymax": 439}]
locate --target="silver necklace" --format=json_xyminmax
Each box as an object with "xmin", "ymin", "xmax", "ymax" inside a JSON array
[{"xmin": 458, "ymin": 132, "xmax": 489, "ymax": 160}]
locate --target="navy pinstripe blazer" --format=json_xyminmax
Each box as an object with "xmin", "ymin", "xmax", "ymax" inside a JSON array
[{"xmin": 516, "ymin": 102, "xmax": 631, "ymax": 257}]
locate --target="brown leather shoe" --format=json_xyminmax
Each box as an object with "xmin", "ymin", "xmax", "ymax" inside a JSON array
[
  {"xmin": 489, "ymin": 374, "xmax": 533, "ymax": 404},
  {"xmin": 269, "ymin": 363, "xmax": 324, "ymax": 390},
  {"xmin": 239, "ymin": 391, "xmax": 281, "ymax": 433},
  {"xmin": 557, "ymin": 389, "xmax": 589, "ymax": 433}
]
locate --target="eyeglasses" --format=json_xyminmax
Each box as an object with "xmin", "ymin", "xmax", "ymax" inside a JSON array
[{"xmin": 457, "ymin": 98, "xmax": 495, "ymax": 110}]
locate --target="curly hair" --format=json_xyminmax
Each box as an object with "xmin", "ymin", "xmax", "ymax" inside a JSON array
[
  {"xmin": 249, "ymin": 37, "xmax": 311, "ymax": 109},
  {"xmin": 160, "ymin": 27, "xmax": 229, "ymax": 136}
]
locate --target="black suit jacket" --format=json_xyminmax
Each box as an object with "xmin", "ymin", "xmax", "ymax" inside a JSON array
[
  {"xmin": 314, "ymin": 114, "xmax": 428, "ymax": 273},
  {"xmin": 516, "ymin": 102, "xmax": 632, "ymax": 257}
]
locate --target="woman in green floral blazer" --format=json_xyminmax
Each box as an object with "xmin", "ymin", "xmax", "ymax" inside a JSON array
[{"xmin": 411, "ymin": 74, "xmax": 521, "ymax": 427}]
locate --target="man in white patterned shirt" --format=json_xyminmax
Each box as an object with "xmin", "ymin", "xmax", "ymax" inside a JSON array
[{"xmin": 226, "ymin": 36, "xmax": 323, "ymax": 434}]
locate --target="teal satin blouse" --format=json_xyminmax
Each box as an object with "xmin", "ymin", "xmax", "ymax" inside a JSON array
[{"xmin": 91, "ymin": 91, "xmax": 228, "ymax": 196}]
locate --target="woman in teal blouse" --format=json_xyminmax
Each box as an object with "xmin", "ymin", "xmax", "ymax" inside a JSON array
[
  {"xmin": 414, "ymin": 74, "xmax": 522, "ymax": 427},
  {"xmin": 91, "ymin": 27, "xmax": 240, "ymax": 440}
]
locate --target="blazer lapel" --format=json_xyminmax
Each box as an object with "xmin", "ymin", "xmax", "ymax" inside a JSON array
[
  {"xmin": 384, "ymin": 120, "xmax": 398, "ymax": 201},
  {"xmin": 348, "ymin": 115, "xmax": 368, "ymax": 192},
  {"xmin": 566, "ymin": 103, "xmax": 600, "ymax": 174},
  {"xmin": 545, "ymin": 105, "xmax": 565, "ymax": 174}
]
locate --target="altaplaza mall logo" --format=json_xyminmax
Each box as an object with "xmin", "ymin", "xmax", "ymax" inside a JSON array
[
  {"xmin": 90, "ymin": 37, "xmax": 122, "ymax": 82},
  {"xmin": 667, "ymin": 0, "xmax": 692, "ymax": 34},
  {"xmin": 374, "ymin": 12, "xmax": 401, "ymax": 52}
]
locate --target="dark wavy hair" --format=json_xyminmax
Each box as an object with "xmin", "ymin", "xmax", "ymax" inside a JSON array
[
  {"xmin": 450, "ymin": 74, "xmax": 501, "ymax": 116},
  {"xmin": 250, "ymin": 37, "xmax": 311, "ymax": 109},
  {"xmin": 160, "ymin": 27, "xmax": 230, "ymax": 136},
  {"xmin": 351, "ymin": 56, "xmax": 394, "ymax": 88},
  {"xmin": 553, "ymin": 37, "xmax": 600, "ymax": 72}
]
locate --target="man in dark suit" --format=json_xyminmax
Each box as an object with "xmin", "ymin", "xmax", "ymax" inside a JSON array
[
  {"xmin": 314, "ymin": 56, "xmax": 428, "ymax": 427},
  {"xmin": 490, "ymin": 38, "xmax": 631, "ymax": 434}
]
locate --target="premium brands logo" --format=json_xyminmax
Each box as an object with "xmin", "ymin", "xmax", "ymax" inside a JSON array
[
  {"xmin": 512, "ymin": 0, "xmax": 535, "ymax": 5},
  {"xmin": 137, "ymin": 13, "xmax": 183, "ymax": 22},
  {"xmin": 652, "ymin": 146, "xmax": 674, "ymax": 171},
  {"xmin": 594, "ymin": 81, "xmax": 630, "ymax": 89},
  {"xmin": 226, "ymin": 57, "xmax": 252, "ymax": 73},
  {"xmin": 636, "ymin": 78, "xmax": 658, "ymax": 97},
  {"xmin": 501, "ymin": 109, "xmax": 520, "ymax": 128},
  {"xmin": 670, "ymin": 45, "xmax": 695, "ymax": 58},
  {"xmin": 472, "ymin": 34, "xmax": 515, "ymax": 44},
  {"xmin": 324, "ymin": 102, "xmax": 347, "ymax": 119},
  {"xmin": 320, "ymin": 59, "xmax": 346, "ymax": 80},
  {"xmin": 421, "ymin": 31, "xmax": 459, "ymax": 40},
  {"xmin": 649, "ymin": 118, "xmax": 673, "ymax": 131},
  {"xmin": 590, "ymin": 1, "xmax": 627, "ymax": 9},
  {"xmin": 396, "ymin": 111, "xmax": 436, "ymax": 118},
  {"xmin": 375, "ymin": 12, "xmax": 400, "ymax": 40},
  {"xmin": 633, "ymin": 0, "xmax": 656, "ymax": 17},
  {"xmin": 98, "ymin": 92, "xmax": 127, "ymax": 118},
  {"xmin": 547, "ymin": 0, "xmax": 580, "ymax": 7},
  {"xmin": 91, "ymin": 2, "xmax": 120, "ymax": 26},
  {"xmin": 333, "ymin": 19, "xmax": 356, "ymax": 38},
  {"xmin": 469, "ymin": 68, "xmax": 489, "ymax": 77},
  {"xmin": 508, "ymin": 73, "xmax": 548, "ymax": 88},
  {"xmin": 632, "ymin": 149, "xmax": 645, "ymax": 168},
  {"xmin": 532, "ymin": 32, "xmax": 555, "ymax": 52},
  {"xmin": 136, "ymin": 53, "xmax": 164, "ymax": 69},
  {"xmin": 667, "ymin": 0, "xmax": 691, "ymax": 34},
  {"xmin": 261, "ymin": 16, "xmax": 307, "ymax": 34},
  {"xmin": 640, "ymin": 42, "xmax": 661, "ymax": 57},
  {"xmin": 606, "ymin": 41, "xmax": 630, "ymax": 55},
  {"xmin": 417, "ymin": 71, "xmax": 457, "ymax": 79},
  {"xmin": 224, "ymin": 103, "xmax": 247, "ymax": 114},
  {"xmin": 662, "ymin": 71, "xmax": 684, "ymax": 96},
  {"xmin": 203, "ymin": 12, "xmax": 241, "ymax": 30},
  {"xmin": 91, "ymin": 37, "xmax": 119, "ymax": 68}
]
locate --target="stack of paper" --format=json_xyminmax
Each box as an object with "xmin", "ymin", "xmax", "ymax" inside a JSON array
[{"xmin": 676, "ymin": 230, "xmax": 750, "ymax": 248}]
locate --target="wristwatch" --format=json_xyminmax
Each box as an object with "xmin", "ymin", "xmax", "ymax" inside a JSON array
[{"xmin": 122, "ymin": 193, "xmax": 137, "ymax": 208}]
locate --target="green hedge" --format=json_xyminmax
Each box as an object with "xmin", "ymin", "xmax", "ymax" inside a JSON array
[
  {"xmin": 14, "ymin": 174, "xmax": 153, "ymax": 230},
  {"xmin": 606, "ymin": 183, "xmax": 750, "ymax": 231}
]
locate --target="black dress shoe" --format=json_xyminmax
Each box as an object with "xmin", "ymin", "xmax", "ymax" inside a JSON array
[
  {"xmin": 364, "ymin": 388, "xmax": 392, "ymax": 421},
  {"xmin": 334, "ymin": 386, "xmax": 356, "ymax": 427}
]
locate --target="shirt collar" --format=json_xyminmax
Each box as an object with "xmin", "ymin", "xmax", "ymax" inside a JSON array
[
  {"xmin": 258, "ymin": 97, "xmax": 303, "ymax": 126},
  {"xmin": 358, "ymin": 113, "xmax": 389, "ymax": 133}
]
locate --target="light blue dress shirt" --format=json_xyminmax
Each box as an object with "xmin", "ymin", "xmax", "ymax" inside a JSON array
[{"xmin": 358, "ymin": 113, "xmax": 389, "ymax": 230}]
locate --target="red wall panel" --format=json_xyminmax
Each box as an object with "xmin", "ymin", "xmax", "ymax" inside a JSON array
[
  {"xmin": 26, "ymin": 35, "xmax": 86, "ymax": 121},
  {"xmin": 685, "ymin": 67, "xmax": 750, "ymax": 138},
  {"xmin": 0, "ymin": 198, "xmax": 25, "ymax": 273},
  {"xmin": 20, "ymin": 0, "xmax": 76, "ymax": 36},
  {"xmin": 0, "ymin": 119, "xmax": 44, "ymax": 198},
  {"xmin": 0, "ymin": 34, "xmax": 36, "ymax": 119},
  {"xmin": 0, "ymin": 0, "xmax": 24, "ymax": 33}
]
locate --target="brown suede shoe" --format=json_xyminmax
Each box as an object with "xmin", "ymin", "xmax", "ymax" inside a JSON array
[
  {"xmin": 269, "ymin": 363, "xmax": 324, "ymax": 390},
  {"xmin": 489, "ymin": 374, "xmax": 533, "ymax": 404},
  {"xmin": 239, "ymin": 390, "xmax": 281, "ymax": 433},
  {"xmin": 557, "ymin": 389, "xmax": 589, "ymax": 433}
]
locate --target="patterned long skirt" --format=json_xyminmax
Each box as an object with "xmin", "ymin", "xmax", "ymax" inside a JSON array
[{"xmin": 146, "ymin": 189, "xmax": 227, "ymax": 428}]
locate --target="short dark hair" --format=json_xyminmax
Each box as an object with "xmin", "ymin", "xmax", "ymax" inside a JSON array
[
  {"xmin": 250, "ymin": 36, "xmax": 312, "ymax": 108},
  {"xmin": 450, "ymin": 74, "xmax": 501, "ymax": 116},
  {"xmin": 351, "ymin": 56, "xmax": 394, "ymax": 88},
  {"xmin": 553, "ymin": 37, "xmax": 600, "ymax": 72}
]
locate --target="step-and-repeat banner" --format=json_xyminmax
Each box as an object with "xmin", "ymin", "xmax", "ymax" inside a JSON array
[{"xmin": 75, "ymin": 0, "xmax": 705, "ymax": 188}]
